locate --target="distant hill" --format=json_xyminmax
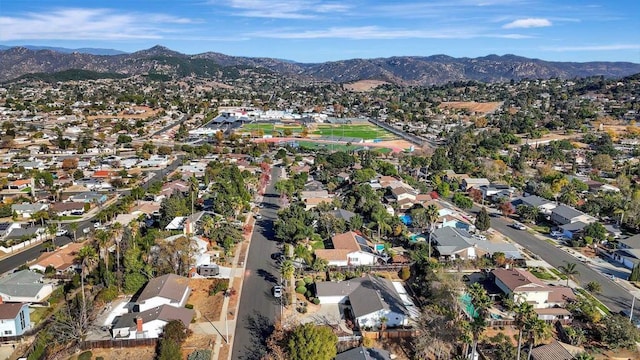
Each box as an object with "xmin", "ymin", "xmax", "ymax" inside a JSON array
[
  {"xmin": 1, "ymin": 45, "xmax": 639, "ymax": 85},
  {"xmin": 8, "ymin": 69, "xmax": 127, "ymax": 83},
  {"xmin": 0, "ymin": 45, "xmax": 126, "ymax": 56}
]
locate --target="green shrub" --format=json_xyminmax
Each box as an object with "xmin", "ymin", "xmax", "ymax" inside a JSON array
[
  {"xmin": 399, "ymin": 266, "xmax": 411, "ymax": 281},
  {"xmin": 188, "ymin": 349, "xmax": 212, "ymax": 360},
  {"xmin": 78, "ymin": 351, "xmax": 93, "ymax": 360},
  {"xmin": 313, "ymin": 298, "xmax": 320, "ymax": 305},
  {"xmin": 209, "ymin": 280, "xmax": 229, "ymax": 296},
  {"xmin": 96, "ymin": 357, "xmax": 105, "ymax": 360},
  {"xmin": 185, "ymin": 303, "xmax": 194, "ymax": 309},
  {"xmin": 305, "ymin": 290, "xmax": 312, "ymax": 298},
  {"xmin": 295, "ymin": 286, "xmax": 307, "ymax": 294},
  {"xmin": 295, "ymin": 280, "xmax": 306, "ymax": 288},
  {"xmin": 96, "ymin": 286, "xmax": 118, "ymax": 303},
  {"xmin": 303, "ymin": 277, "xmax": 313, "ymax": 284}
]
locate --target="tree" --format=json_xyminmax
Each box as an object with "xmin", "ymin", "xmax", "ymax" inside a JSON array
[
  {"xmin": 513, "ymin": 301, "xmax": 536, "ymax": 360},
  {"xmin": 286, "ymin": 323, "xmax": 337, "ymax": 360},
  {"xmin": 585, "ymin": 281, "xmax": 602, "ymax": 294},
  {"xmin": 469, "ymin": 283, "xmax": 491, "ymax": 360},
  {"xmin": 499, "ymin": 201, "xmax": 515, "ymax": 218},
  {"xmin": 583, "ymin": 222, "xmax": 607, "ymax": 242},
  {"xmin": 475, "ymin": 207, "xmax": 491, "ymax": 232},
  {"xmin": 452, "ymin": 192, "xmax": 473, "ymax": 209},
  {"xmin": 516, "ymin": 205, "xmax": 539, "ymax": 224},
  {"xmin": 591, "ymin": 153, "xmax": 613, "ymax": 171},
  {"xmin": 76, "ymin": 245, "xmax": 97, "ymax": 315},
  {"xmin": 525, "ymin": 318, "xmax": 551, "ymax": 360},
  {"xmin": 629, "ymin": 263, "xmax": 640, "ymax": 282},
  {"xmin": 558, "ymin": 262, "xmax": 579, "ymax": 286},
  {"xmin": 599, "ymin": 314, "xmax": 640, "ymax": 350},
  {"xmin": 574, "ymin": 353, "xmax": 595, "ymax": 360}
]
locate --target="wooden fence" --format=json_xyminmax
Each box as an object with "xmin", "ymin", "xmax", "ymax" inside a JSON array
[
  {"xmin": 361, "ymin": 329, "xmax": 419, "ymax": 339},
  {"xmin": 79, "ymin": 338, "xmax": 158, "ymax": 350}
]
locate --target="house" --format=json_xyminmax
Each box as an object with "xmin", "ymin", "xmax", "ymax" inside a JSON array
[
  {"xmin": 491, "ymin": 268, "xmax": 576, "ymax": 309},
  {"xmin": 479, "ymin": 184, "xmax": 515, "ymax": 202},
  {"xmin": 329, "ymin": 209, "xmax": 357, "ymax": 222},
  {"xmin": 0, "ymin": 223, "xmax": 22, "ymax": 238},
  {"xmin": 29, "ymin": 242, "xmax": 84, "ymax": 274},
  {"xmin": 160, "ymin": 181, "xmax": 189, "ymax": 197},
  {"xmin": 50, "ymin": 202, "xmax": 86, "ymax": 217},
  {"xmin": 135, "ymin": 274, "xmax": 191, "ymax": 312},
  {"xmin": 5, "ymin": 226, "xmax": 44, "ymax": 241},
  {"xmin": 7, "ymin": 179, "xmax": 31, "ymax": 190},
  {"xmin": 461, "ymin": 178, "xmax": 490, "ymax": 191},
  {"xmin": 111, "ymin": 304, "xmax": 193, "ymax": 339},
  {"xmin": 512, "ymin": 195, "xmax": 557, "ymax": 215},
  {"xmin": 558, "ymin": 221, "xmax": 589, "ymax": 239},
  {"xmin": 613, "ymin": 234, "xmax": 640, "ymax": 269},
  {"xmin": 11, "ymin": 203, "xmax": 49, "ymax": 219},
  {"xmin": 0, "ymin": 270, "xmax": 55, "ymax": 303},
  {"xmin": 304, "ymin": 197, "xmax": 331, "ymax": 210},
  {"xmin": 0, "ymin": 301, "xmax": 30, "ymax": 337},
  {"xmin": 530, "ymin": 340, "xmax": 584, "ymax": 360},
  {"xmin": 431, "ymin": 227, "xmax": 521, "ymax": 261},
  {"xmin": 550, "ymin": 205, "xmax": 594, "ymax": 225},
  {"xmin": 315, "ymin": 275, "xmax": 415, "ymax": 328},
  {"xmin": 314, "ymin": 231, "xmax": 382, "ymax": 266},
  {"xmin": 67, "ymin": 192, "xmax": 107, "ymax": 204},
  {"xmin": 335, "ymin": 346, "xmax": 391, "ymax": 360}
]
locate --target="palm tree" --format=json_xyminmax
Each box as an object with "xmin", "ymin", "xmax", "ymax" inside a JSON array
[
  {"xmin": 76, "ymin": 245, "xmax": 97, "ymax": 306},
  {"xmin": 558, "ymin": 262, "xmax": 579, "ymax": 286},
  {"xmin": 468, "ymin": 283, "xmax": 491, "ymax": 360},
  {"xmin": 526, "ymin": 318, "xmax": 551, "ymax": 360},
  {"xmin": 513, "ymin": 301, "xmax": 535, "ymax": 360},
  {"xmin": 69, "ymin": 222, "xmax": 78, "ymax": 242},
  {"xmin": 425, "ymin": 204, "xmax": 439, "ymax": 258},
  {"xmin": 94, "ymin": 229, "xmax": 110, "ymax": 270},
  {"xmin": 280, "ymin": 259, "xmax": 295, "ymax": 305}
]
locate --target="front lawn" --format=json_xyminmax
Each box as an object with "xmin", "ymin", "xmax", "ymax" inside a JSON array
[
  {"xmin": 59, "ymin": 216, "xmax": 83, "ymax": 220},
  {"xmin": 529, "ymin": 268, "xmax": 556, "ymax": 280}
]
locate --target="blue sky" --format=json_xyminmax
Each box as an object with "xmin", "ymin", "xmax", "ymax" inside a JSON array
[{"xmin": 0, "ymin": 0, "xmax": 638, "ymax": 63}]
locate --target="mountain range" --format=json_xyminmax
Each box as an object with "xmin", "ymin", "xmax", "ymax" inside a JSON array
[
  {"xmin": 1, "ymin": 45, "xmax": 639, "ymax": 86},
  {"xmin": 0, "ymin": 45, "xmax": 127, "ymax": 56}
]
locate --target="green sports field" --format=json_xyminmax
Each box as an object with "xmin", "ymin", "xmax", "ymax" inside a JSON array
[{"xmin": 240, "ymin": 123, "xmax": 395, "ymax": 140}]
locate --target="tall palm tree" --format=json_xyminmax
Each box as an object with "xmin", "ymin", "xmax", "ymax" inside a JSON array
[
  {"xmin": 76, "ymin": 245, "xmax": 97, "ymax": 306},
  {"xmin": 468, "ymin": 283, "xmax": 491, "ymax": 360},
  {"xmin": 513, "ymin": 301, "xmax": 535, "ymax": 360},
  {"xmin": 425, "ymin": 204, "xmax": 439, "ymax": 258},
  {"xmin": 69, "ymin": 222, "xmax": 78, "ymax": 242},
  {"xmin": 94, "ymin": 229, "xmax": 110, "ymax": 270},
  {"xmin": 526, "ymin": 318, "xmax": 551, "ymax": 360},
  {"xmin": 558, "ymin": 262, "xmax": 579, "ymax": 286}
]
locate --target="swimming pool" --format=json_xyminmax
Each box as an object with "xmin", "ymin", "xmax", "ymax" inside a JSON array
[
  {"xmin": 399, "ymin": 214, "xmax": 412, "ymax": 226},
  {"xmin": 459, "ymin": 293, "xmax": 479, "ymax": 318}
]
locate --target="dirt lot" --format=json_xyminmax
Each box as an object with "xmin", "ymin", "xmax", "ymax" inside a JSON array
[
  {"xmin": 439, "ymin": 101, "xmax": 502, "ymax": 114},
  {"xmin": 87, "ymin": 106, "xmax": 161, "ymax": 120},
  {"xmin": 371, "ymin": 139, "xmax": 414, "ymax": 152},
  {"xmin": 188, "ymin": 278, "xmax": 227, "ymax": 322},
  {"xmin": 181, "ymin": 333, "xmax": 215, "ymax": 359},
  {"xmin": 344, "ymin": 80, "xmax": 390, "ymax": 92},
  {"xmin": 87, "ymin": 346, "xmax": 156, "ymax": 360}
]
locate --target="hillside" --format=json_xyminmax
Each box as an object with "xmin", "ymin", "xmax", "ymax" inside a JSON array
[{"xmin": 1, "ymin": 45, "xmax": 639, "ymax": 85}]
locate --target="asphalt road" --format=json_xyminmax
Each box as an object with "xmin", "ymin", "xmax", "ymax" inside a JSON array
[
  {"xmin": 232, "ymin": 165, "xmax": 282, "ymax": 360},
  {"xmin": 0, "ymin": 155, "xmax": 184, "ymax": 276},
  {"xmin": 480, "ymin": 207, "xmax": 639, "ymax": 316}
]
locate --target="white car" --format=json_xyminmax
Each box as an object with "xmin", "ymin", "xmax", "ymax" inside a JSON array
[
  {"xmin": 55, "ymin": 229, "xmax": 68, "ymax": 237},
  {"xmin": 273, "ymin": 285, "xmax": 282, "ymax": 298},
  {"xmin": 511, "ymin": 222, "xmax": 527, "ymax": 230},
  {"xmin": 550, "ymin": 231, "xmax": 563, "ymax": 238}
]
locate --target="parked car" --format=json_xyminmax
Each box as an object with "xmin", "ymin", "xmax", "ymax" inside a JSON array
[
  {"xmin": 82, "ymin": 227, "xmax": 91, "ymax": 234},
  {"xmin": 550, "ymin": 230, "xmax": 563, "ymax": 238},
  {"xmin": 55, "ymin": 229, "xmax": 68, "ymax": 237},
  {"xmin": 255, "ymin": 214, "xmax": 263, "ymax": 220},
  {"xmin": 511, "ymin": 222, "xmax": 527, "ymax": 230},
  {"xmin": 273, "ymin": 285, "xmax": 282, "ymax": 298}
]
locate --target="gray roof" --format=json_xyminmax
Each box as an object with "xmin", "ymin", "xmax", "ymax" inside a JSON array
[
  {"xmin": 112, "ymin": 304, "xmax": 194, "ymax": 331},
  {"xmin": 516, "ymin": 195, "xmax": 554, "ymax": 208},
  {"xmin": 620, "ymin": 234, "xmax": 640, "ymax": 249},
  {"xmin": 530, "ymin": 341, "xmax": 576, "ymax": 360},
  {"xmin": 11, "ymin": 203, "xmax": 47, "ymax": 212},
  {"xmin": 137, "ymin": 274, "xmax": 189, "ymax": 304},
  {"xmin": 559, "ymin": 221, "xmax": 588, "ymax": 232},
  {"xmin": 552, "ymin": 205, "xmax": 584, "ymax": 220},
  {"xmin": 330, "ymin": 209, "xmax": 356, "ymax": 222},
  {"xmin": 6, "ymin": 227, "xmax": 40, "ymax": 240},
  {"xmin": 432, "ymin": 227, "xmax": 521, "ymax": 258},
  {"xmin": 316, "ymin": 275, "xmax": 408, "ymax": 319},
  {"xmin": 336, "ymin": 346, "xmax": 391, "ymax": 360},
  {"xmin": 0, "ymin": 270, "xmax": 46, "ymax": 298}
]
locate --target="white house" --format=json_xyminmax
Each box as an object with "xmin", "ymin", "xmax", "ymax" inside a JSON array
[
  {"xmin": 512, "ymin": 195, "xmax": 557, "ymax": 215},
  {"xmin": 0, "ymin": 270, "xmax": 55, "ymax": 303},
  {"xmin": 315, "ymin": 275, "xmax": 415, "ymax": 328},
  {"xmin": 550, "ymin": 205, "xmax": 595, "ymax": 225},
  {"xmin": 111, "ymin": 304, "xmax": 193, "ymax": 339},
  {"xmin": 491, "ymin": 268, "xmax": 575, "ymax": 309},
  {"xmin": 314, "ymin": 232, "xmax": 382, "ymax": 267},
  {"xmin": 135, "ymin": 274, "xmax": 191, "ymax": 312},
  {"xmin": 10, "ymin": 203, "xmax": 49, "ymax": 219},
  {"xmin": 0, "ymin": 302, "xmax": 30, "ymax": 336}
]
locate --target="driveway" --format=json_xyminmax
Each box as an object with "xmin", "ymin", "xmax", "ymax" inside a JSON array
[{"xmin": 299, "ymin": 303, "xmax": 342, "ymax": 325}]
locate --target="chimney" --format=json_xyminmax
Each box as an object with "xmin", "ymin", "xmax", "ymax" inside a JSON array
[{"xmin": 136, "ymin": 317, "xmax": 143, "ymax": 332}]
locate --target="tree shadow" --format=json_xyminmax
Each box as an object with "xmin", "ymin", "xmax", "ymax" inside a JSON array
[
  {"xmin": 257, "ymin": 268, "xmax": 278, "ymax": 284},
  {"xmin": 237, "ymin": 312, "xmax": 275, "ymax": 360}
]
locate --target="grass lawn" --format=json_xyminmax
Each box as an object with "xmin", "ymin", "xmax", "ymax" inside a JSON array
[
  {"xmin": 59, "ymin": 215, "xmax": 83, "ymax": 220},
  {"xmin": 529, "ymin": 268, "xmax": 557, "ymax": 280},
  {"xmin": 576, "ymin": 288, "xmax": 611, "ymax": 315},
  {"xmin": 544, "ymin": 239, "xmax": 558, "ymax": 246},
  {"xmin": 30, "ymin": 307, "xmax": 51, "ymax": 324},
  {"xmin": 240, "ymin": 123, "xmax": 395, "ymax": 140},
  {"xmin": 549, "ymin": 268, "xmax": 568, "ymax": 279},
  {"xmin": 530, "ymin": 224, "xmax": 550, "ymax": 234}
]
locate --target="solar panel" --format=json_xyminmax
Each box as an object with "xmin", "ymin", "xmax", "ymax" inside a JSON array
[{"xmin": 355, "ymin": 235, "xmax": 368, "ymax": 246}]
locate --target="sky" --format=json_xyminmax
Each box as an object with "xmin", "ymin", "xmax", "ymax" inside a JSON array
[{"xmin": 0, "ymin": 0, "xmax": 639, "ymax": 63}]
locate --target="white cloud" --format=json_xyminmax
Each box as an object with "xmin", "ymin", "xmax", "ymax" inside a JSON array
[
  {"xmin": 542, "ymin": 44, "xmax": 640, "ymax": 52},
  {"xmin": 221, "ymin": 0, "xmax": 350, "ymax": 19},
  {"xmin": 503, "ymin": 18, "xmax": 552, "ymax": 29},
  {"xmin": 250, "ymin": 26, "xmax": 531, "ymax": 40},
  {"xmin": 0, "ymin": 8, "xmax": 195, "ymax": 41}
]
